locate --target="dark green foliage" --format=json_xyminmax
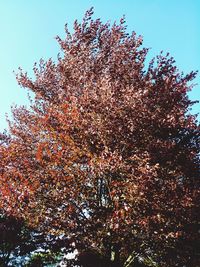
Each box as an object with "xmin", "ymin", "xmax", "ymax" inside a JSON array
[
  {"xmin": 0, "ymin": 213, "xmax": 36, "ymax": 266},
  {"xmin": 25, "ymin": 251, "xmax": 62, "ymax": 267}
]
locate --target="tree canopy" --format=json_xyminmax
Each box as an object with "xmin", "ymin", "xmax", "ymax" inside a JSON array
[{"xmin": 0, "ymin": 8, "xmax": 199, "ymax": 267}]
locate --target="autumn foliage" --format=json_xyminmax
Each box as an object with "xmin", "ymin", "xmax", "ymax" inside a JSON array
[{"xmin": 0, "ymin": 8, "xmax": 199, "ymax": 267}]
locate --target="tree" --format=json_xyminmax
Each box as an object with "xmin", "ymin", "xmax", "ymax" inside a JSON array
[
  {"xmin": 0, "ymin": 213, "xmax": 36, "ymax": 266},
  {"xmin": 0, "ymin": 211, "xmax": 69, "ymax": 266},
  {"xmin": 0, "ymin": 8, "xmax": 199, "ymax": 267}
]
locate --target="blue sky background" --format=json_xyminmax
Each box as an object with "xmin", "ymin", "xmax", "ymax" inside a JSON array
[{"xmin": 0, "ymin": 0, "xmax": 199, "ymax": 131}]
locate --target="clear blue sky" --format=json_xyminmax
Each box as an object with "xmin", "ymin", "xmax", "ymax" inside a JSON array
[{"xmin": 0, "ymin": 0, "xmax": 199, "ymax": 131}]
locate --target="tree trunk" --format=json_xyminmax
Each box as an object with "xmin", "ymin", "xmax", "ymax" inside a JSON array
[{"xmin": 111, "ymin": 244, "xmax": 122, "ymax": 267}]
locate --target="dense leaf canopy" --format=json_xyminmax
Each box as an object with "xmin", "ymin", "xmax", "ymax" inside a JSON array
[{"xmin": 0, "ymin": 8, "xmax": 199, "ymax": 267}]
